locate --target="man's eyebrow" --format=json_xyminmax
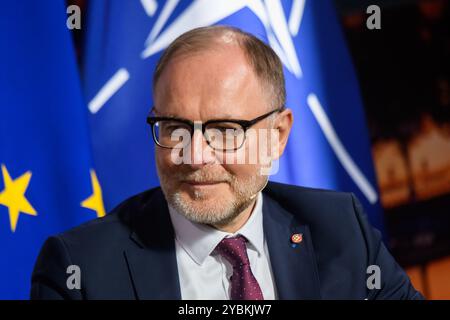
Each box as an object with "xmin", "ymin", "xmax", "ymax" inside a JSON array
[
  {"xmin": 151, "ymin": 108, "xmax": 178, "ymax": 118},
  {"xmin": 153, "ymin": 115, "xmax": 191, "ymax": 123},
  {"xmin": 153, "ymin": 114, "xmax": 178, "ymax": 119},
  {"xmin": 204, "ymin": 113, "xmax": 249, "ymax": 121},
  {"xmin": 152, "ymin": 110, "xmax": 241, "ymax": 121},
  {"xmin": 211, "ymin": 114, "xmax": 235, "ymax": 119}
]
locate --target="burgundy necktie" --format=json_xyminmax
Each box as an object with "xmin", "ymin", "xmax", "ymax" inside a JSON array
[{"xmin": 214, "ymin": 235, "xmax": 264, "ymax": 300}]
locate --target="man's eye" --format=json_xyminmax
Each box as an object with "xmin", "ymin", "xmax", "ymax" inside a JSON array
[
  {"xmin": 214, "ymin": 126, "xmax": 232, "ymax": 132},
  {"xmin": 166, "ymin": 125, "xmax": 182, "ymax": 131},
  {"xmin": 163, "ymin": 125, "xmax": 189, "ymax": 132},
  {"xmin": 210, "ymin": 124, "xmax": 240, "ymax": 132}
]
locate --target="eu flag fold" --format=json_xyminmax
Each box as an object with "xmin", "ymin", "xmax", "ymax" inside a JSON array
[{"xmin": 0, "ymin": 1, "xmax": 103, "ymax": 298}]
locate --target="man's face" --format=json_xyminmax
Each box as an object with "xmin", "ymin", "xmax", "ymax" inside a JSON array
[{"xmin": 153, "ymin": 45, "xmax": 280, "ymax": 226}]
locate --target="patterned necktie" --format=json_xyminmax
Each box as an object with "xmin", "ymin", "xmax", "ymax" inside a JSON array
[{"xmin": 214, "ymin": 235, "xmax": 264, "ymax": 300}]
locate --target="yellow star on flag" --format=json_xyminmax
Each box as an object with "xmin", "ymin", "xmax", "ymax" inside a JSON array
[
  {"xmin": 0, "ymin": 164, "xmax": 37, "ymax": 232},
  {"xmin": 81, "ymin": 169, "xmax": 105, "ymax": 218}
]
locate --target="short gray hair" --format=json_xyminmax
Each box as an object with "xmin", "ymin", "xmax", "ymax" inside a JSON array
[{"xmin": 152, "ymin": 25, "xmax": 286, "ymax": 109}]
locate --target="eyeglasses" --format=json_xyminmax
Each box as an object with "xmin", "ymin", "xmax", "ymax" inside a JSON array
[{"xmin": 146, "ymin": 108, "xmax": 282, "ymax": 151}]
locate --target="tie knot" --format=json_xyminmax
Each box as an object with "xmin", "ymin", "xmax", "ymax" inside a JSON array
[{"xmin": 214, "ymin": 235, "xmax": 249, "ymax": 268}]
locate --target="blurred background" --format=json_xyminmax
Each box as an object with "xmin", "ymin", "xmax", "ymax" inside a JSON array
[
  {"xmin": 1, "ymin": 0, "xmax": 449, "ymax": 299},
  {"xmin": 337, "ymin": 0, "xmax": 450, "ymax": 299}
]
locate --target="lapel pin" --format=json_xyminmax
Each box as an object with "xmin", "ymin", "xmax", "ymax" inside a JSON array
[{"xmin": 290, "ymin": 233, "xmax": 303, "ymax": 248}]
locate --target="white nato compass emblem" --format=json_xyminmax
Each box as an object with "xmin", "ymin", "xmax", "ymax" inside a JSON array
[{"xmin": 140, "ymin": 0, "xmax": 305, "ymax": 78}]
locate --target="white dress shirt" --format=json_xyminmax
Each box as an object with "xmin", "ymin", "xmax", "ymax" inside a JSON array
[{"xmin": 168, "ymin": 192, "xmax": 277, "ymax": 300}]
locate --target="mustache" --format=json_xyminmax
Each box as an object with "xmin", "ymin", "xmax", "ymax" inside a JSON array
[{"xmin": 174, "ymin": 169, "xmax": 234, "ymax": 183}]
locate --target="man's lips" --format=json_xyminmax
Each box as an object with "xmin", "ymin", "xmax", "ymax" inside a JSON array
[{"xmin": 182, "ymin": 180, "xmax": 226, "ymax": 186}]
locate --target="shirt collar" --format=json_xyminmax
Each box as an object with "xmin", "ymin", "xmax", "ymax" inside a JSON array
[{"xmin": 168, "ymin": 192, "xmax": 265, "ymax": 266}]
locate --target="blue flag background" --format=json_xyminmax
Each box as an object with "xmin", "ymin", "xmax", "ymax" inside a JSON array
[
  {"xmin": 0, "ymin": 1, "xmax": 102, "ymax": 298},
  {"xmin": 83, "ymin": 0, "xmax": 384, "ymax": 230},
  {"xmin": 0, "ymin": 0, "xmax": 385, "ymax": 299}
]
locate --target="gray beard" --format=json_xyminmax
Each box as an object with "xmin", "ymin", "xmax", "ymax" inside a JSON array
[
  {"xmin": 158, "ymin": 170, "xmax": 266, "ymax": 226},
  {"xmin": 169, "ymin": 188, "xmax": 257, "ymax": 226}
]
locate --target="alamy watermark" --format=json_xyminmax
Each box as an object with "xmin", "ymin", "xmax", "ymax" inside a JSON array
[
  {"xmin": 367, "ymin": 264, "xmax": 381, "ymax": 290},
  {"xmin": 66, "ymin": 264, "xmax": 81, "ymax": 290},
  {"xmin": 366, "ymin": 5, "xmax": 381, "ymax": 30},
  {"xmin": 66, "ymin": 5, "xmax": 81, "ymax": 30}
]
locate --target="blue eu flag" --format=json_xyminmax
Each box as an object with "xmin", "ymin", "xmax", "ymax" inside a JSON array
[
  {"xmin": 82, "ymin": 0, "xmax": 384, "ymax": 234},
  {"xmin": 0, "ymin": 1, "xmax": 104, "ymax": 298}
]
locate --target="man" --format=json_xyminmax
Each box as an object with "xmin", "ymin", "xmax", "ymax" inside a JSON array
[{"xmin": 31, "ymin": 26, "xmax": 423, "ymax": 300}]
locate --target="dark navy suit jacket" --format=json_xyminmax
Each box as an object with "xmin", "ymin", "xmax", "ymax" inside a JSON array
[{"xmin": 31, "ymin": 182, "xmax": 424, "ymax": 300}]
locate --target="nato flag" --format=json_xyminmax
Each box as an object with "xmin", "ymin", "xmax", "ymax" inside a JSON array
[{"xmin": 82, "ymin": 0, "xmax": 384, "ymax": 234}]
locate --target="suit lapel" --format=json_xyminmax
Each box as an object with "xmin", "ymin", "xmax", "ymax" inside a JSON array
[
  {"xmin": 122, "ymin": 187, "xmax": 321, "ymax": 300},
  {"xmin": 263, "ymin": 192, "xmax": 321, "ymax": 299},
  {"xmin": 125, "ymin": 189, "xmax": 181, "ymax": 300}
]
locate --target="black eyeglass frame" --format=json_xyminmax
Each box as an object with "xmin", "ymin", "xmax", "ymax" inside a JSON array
[{"xmin": 146, "ymin": 107, "xmax": 283, "ymax": 151}]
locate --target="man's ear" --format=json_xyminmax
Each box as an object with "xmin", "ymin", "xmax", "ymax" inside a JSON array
[{"xmin": 272, "ymin": 108, "xmax": 293, "ymax": 160}]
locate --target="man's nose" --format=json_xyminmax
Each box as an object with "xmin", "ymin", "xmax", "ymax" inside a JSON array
[{"xmin": 187, "ymin": 127, "xmax": 217, "ymax": 168}]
